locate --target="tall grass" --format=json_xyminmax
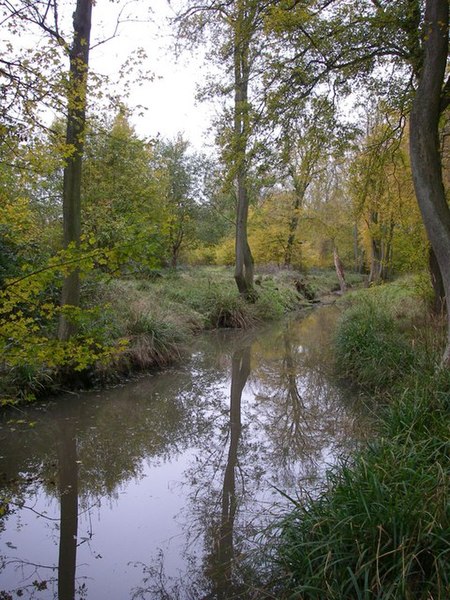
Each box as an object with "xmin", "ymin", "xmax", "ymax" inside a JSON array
[
  {"xmin": 276, "ymin": 374, "xmax": 450, "ymax": 600},
  {"xmin": 334, "ymin": 278, "xmax": 442, "ymax": 392},
  {"xmin": 271, "ymin": 278, "xmax": 450, "ymax": 600},
  {"xmin": 334, "ymin": 298, "xmax": 417, "ymax": 391}
]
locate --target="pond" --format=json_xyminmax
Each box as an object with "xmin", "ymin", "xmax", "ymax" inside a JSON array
[{"xmin": 0, "ymin": 306, "xmax": 368, "ymax": 600}]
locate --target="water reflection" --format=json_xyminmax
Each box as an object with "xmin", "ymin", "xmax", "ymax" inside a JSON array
[
  {"xmin": 0, "ymin": 308, "xmax": 368, "ymax": 599},
  {"xmin": 0, "ymin": 371, "xmax": 202, "ymax": 599},
  {"xmin": 210, "ymin": 345, "xmax": 250, "ymax": 598},
  {"xmin": 57, "ymin": 421, "xmax": 78, "ymax": 600}
]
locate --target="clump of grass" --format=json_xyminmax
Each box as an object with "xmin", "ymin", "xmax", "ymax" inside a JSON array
[
  {"xmin": 124, "ymin": 312, "xmax": 189, "ymax": 368},
  {"xmin": 202, "ymin": 288, "xmax": 255, "ymax": 328},
  {"xmin": 334, "ymin": 297, "xmax": 417, "ymax": 392},
  {"xmin": 275, "ymin": 371, "xmax": 450, "ymax": 600},
  {"xmin": 98, "ymin": 279, "xmax": 196, "ymax": 372}
]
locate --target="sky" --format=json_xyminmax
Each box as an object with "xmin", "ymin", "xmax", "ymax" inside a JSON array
[{"xmin": 90, "ymin": 0, "xmax": 215, "ymax": 150}]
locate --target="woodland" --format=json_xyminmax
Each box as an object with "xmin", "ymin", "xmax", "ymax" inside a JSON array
[
  {"xmin": 1, "ymin": 2, "xmax": 450, "ymax": 598},
  {"xmin": 0, "ymin": 0, "xmax": 449, "ymax": 399}
]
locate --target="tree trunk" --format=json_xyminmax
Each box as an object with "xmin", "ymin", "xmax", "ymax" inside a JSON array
[
  {"xmin": 409, "ymin": 0, "xmax": 450, "ymax": 365},
  {"xmin": 234, "ymin": 167, "xmax": 255, "ymax": 299},
  {"xmin": 353, "ymin": 223, "xmax": 363, "ymax": 273},
  {"xmin": 381, "ymin": 220, "xmax": 395, "ymax": 280},
  {"xmin": 284, "ymin": 177, "xmax": 307, "ymax": 268},
  {"xmin": 58, "ymin": 0, "xmax": 92, "ymax": 341},
  {"xmin": 368, "ymin": 237, "xmax": 383, "ymax": 284},
  {"xmin": 233, "ymin": 9, "xmax": 256, "ymax": 301},
  {"xmin": 429, "ymin": 245, "xmax": 446, "ymax": 316}
]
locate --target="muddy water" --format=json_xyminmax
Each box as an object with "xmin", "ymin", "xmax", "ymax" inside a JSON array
[{"xmin": 0, "ymin": 307, "xmax": 368, "ymax": 600}]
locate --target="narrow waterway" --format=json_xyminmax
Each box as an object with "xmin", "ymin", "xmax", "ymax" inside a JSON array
[{"xmin": 0, "ymin": 306, "xmax": 368, "ymax": 600}]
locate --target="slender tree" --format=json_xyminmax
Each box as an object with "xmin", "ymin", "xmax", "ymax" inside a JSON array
[
  {"xmin": 58, "ymin": 0, "xmax": 93, "ymax": 341},
  {"xmin": 177, "ymin": 0, "xmax": 273, "ymax": 299},
  {"xmin": 230, "ymin": 0, "xmax": 258, "ymax": 299}
]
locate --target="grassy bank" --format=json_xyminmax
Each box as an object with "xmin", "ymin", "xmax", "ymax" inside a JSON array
[
  {"xmin": 271, "ymin": 277, "xmax": 450, "ymax": 599},
  {"xmin": 1, "ymin": 266, "xmax": 360, "ymax": 405}
]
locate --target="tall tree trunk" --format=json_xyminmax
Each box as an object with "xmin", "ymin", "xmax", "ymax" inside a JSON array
[
  {"xmin": 233, "ymin": 10, "xmax": 256, "ymax": 301},
  {"xmin": 235, "ymin": 168, "xmax": 255, "ymax": 299},
  {"xmin": 58, "ymin": 0, "xmax": 92, "ymax": 341},
  {"xmin": 409, "ymin": 0, "xmax": 450, "ymax": 365}
]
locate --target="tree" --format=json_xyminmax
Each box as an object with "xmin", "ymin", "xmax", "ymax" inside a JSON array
[
  {"xmin": 409, "ymin": 0, "xmax": 450, "ymax": 364},
  {"xmin": 349, "ymin": 110, "xmax": 425, "ymax": 283},
  {"xmin": 177, "ymin": 0, "xmax": 273, "ymax": 299},
  {"xmin": 276, "ymin": 97, "xmax": 350, "ymax": 268},
  {"xmin": 58, "ymin": 0, "xmax": 93, "ymax": 341},
  {"xmin": 152, "ymin": 135, "xmax": 200, "ymax": 268},
  {"xmin": 81, "ymin": 110, "xmax": 163, "ymax": 273},
  {"xmin": 228, "ymin": 0, "xmax": 259, "ymax": 299}
]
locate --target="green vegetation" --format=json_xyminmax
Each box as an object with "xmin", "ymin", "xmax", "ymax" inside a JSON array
[
  {"xmin": 1, "ymin": 267, "xmax": 352, "ymax": 405},
  {"xmin": 272, "ymin": 279, "xmax": 450, "ymax": 599},
  {"xmin": 335, "ymin": 279, "xmax": 429, "ymax": 392},
  {"xmin": 1, "ymin": 2, "xmax": 450, "ymax": 598}
]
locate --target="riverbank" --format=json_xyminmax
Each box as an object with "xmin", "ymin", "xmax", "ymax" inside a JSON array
[
  {"xmin": 0, "ymin": 266, "xmax": 365, "ymax": 406},
  {"xmin": 269, "ymin": 277, "xmax": 450, "ymax": 599}
]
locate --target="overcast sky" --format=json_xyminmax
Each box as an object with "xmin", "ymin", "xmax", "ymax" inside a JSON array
[{"xmin": 90, "ymin": 0, "xmax": 214, "ymax": 150}]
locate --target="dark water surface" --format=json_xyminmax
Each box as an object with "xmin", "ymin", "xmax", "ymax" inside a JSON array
[{"xmin": 0, "ymin": 307, "xmax": 368, "ymax": 599}]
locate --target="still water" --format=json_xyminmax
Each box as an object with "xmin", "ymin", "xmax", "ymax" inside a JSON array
[{"xmin": 0, "ymin": 307, "xmax": 367, "ymax": 599}]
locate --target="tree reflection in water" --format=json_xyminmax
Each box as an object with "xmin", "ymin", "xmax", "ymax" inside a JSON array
[
  {"xmin": 209, "ymin": 345, "xmax": 250, "ymax": 598},
  {"xmin": 0, "ymin": 308, "xmax": 369, "ymax": 600},
  {"xmin": 0, "ymin": 371, "xmax": 202, "ymax": 599},
  {"xmin": 133, "ymin": 309, "xmax": 368, "ymax": 599},
  {"xmin": 249, "ymin": 309, "xmax": 364, "ymax": 493},
  {"xmin": 57, "ymin": 420, "xmax": 79, "ymax": 600}
]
